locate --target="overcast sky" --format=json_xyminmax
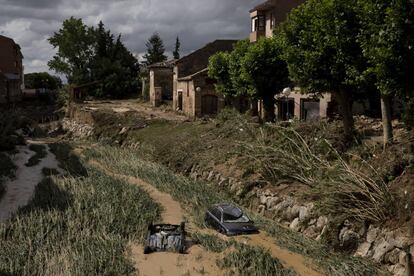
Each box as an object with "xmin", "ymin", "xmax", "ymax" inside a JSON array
[{"xmin": 0, "ymin": 0, "xmax": 261, "ymax": 75}]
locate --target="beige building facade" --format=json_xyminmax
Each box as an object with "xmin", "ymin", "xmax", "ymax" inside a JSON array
[
  {"xmin": 250, "ymin": 0, "xmax": 333, "ymax": 121},
  {"xmin": 173, "ymin": 40, "xmax": 236, "ymax": 118}
]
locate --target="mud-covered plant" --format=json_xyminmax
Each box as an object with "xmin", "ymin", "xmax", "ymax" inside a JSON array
[
  {"xmin": 0, "ymin": 168, "xmax": 161, "ymax": 275},
  {"xmin": 241, "ymin": 126, "xmax": 394, "ymax": 222},
  {"xmin": 217, "ymin": 244, "xmax": 296, "ymax": 276}
]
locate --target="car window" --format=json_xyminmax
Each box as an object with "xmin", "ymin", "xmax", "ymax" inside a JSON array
[
  {"xmin": 210, "ymin": 208, "xmax": 221, "ymax": 221},
  {"xmin": 223, "ymin": 214, "xmax": 250, "ymax": 223}
]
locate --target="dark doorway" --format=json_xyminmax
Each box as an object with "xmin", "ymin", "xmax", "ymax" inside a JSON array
[
  {"xmin": 177, "ymin": 91, "xmax": 183, "ymax": 111},
  {"xmin": 301, "ymin": 99, "xmax": 320, "ymax": 121},
  {"xmin": 278, "ymin": 99, "xmax": 295, "ymax": 121},
  {"xmin": 201, "ymin": 95, "xmax": 218, "ymax": 115}
]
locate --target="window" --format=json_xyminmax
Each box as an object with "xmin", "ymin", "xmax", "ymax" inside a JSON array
[
  {"xmin": 270, "ymin": 13, "xmax": 275, "ymax": 29},
  {"xmin": 210, "ymin": 208, "xmax": 221, "ymax": 221},
  {"xmin": 251, "ymin": 15, "xmax": 265, "ymax": 32}
]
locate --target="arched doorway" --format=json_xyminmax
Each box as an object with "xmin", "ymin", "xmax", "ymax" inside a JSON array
[{"xmin": 201, "ymin": 95, "xmax": 218, "ymax": 115}]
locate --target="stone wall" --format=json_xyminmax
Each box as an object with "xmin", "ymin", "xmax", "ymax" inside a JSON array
[
  {"xmin": 188, "ymin": 163, "xmax": 414, "ymax": 275},
  {"xmin": 149, "ymin": 67, "xmax": 173, "ymax": 107}
]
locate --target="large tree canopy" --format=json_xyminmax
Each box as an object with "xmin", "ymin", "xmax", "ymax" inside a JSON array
[
  {"xmin": 276, "ymin": 0, "xmax": 366, "ymax": 138},
  {"xmin": 358, "ymin": 0, "xmax": 414, "ymax": 145},
  {"xmin": 208, "ymin": 40, "xmax": 253, "ymax": 99},
  {"xmin": 242, "ymin": 38, "xmax": 289, "ymax": 122},
  {"xmin": 48, "ymin": 18, "xmax": 139, "ymax": 98},
  {"xmin": 48, "ymin": 17, "xmax": 95, "ymax": 84},
  {"xmin": 208, "ymin": 39, "xmax": 288, "ymax": 121}
]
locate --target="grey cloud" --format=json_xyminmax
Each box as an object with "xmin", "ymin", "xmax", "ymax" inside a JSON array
[{"xmin": 0, "ymin": 0, "xmax": 262, "ymax": 74}]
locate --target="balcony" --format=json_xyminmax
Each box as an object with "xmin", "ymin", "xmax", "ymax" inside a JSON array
[{"xmin": 250, "ymin": 30, "xmax": 266, "ymax": 43}]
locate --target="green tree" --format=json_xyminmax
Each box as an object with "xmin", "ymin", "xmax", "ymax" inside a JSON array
[
  {"xmin": 173, "ymin": 36, "xmax": 181, "ymax": 60},
  {"xmin": 277, "ymin": 0, "xmax": 366, "ymax": 139},
  {"xmin": 48, "ymin": 17, "xmax": 95, "ymax": 84},
  {"xmin": 208, "ymin": 52, "xmax": 233, "ymax": 96},
  {"xmin": 90, "ymin": 22, "xmax": 139, "ymax": 98},
  {"xmin": 49, "ymin": 18, "xmax": 139, "ymax": 98},
  {"xmin": 24, "ymin": 72, "xmax": 62, "ymax": 90},
  {"xmin": 242, "ymin": 38, "xmax": 289, "ymax": 122},
  {"xmin": 358, "ymin": 0, "xmax": 414, "ymax": 146},
  {"xmin": 143, "ymin": 33, "xmax": 167, "ymax": 65},
  {"xmin": 208, "ymin": 39, "xmax": 271, "ymax": 117}
]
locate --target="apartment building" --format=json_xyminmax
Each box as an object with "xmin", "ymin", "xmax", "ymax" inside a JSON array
[
  {"xmin": 0, "ymin": 35, "xmax": 24, "ymax": 104},
  {"xmin": 249, "ymin": 0, "xmax": 332, "ymax": 121}
]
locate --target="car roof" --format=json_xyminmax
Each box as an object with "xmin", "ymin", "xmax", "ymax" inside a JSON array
[{"xmin": 213, "ymin": 203, "xmax": 243, "ymax": 218}]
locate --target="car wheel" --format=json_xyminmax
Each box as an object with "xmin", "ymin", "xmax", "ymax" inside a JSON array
[{"xmin": 143, "ymin": 246, "xmax": 151, "ymax": 254}]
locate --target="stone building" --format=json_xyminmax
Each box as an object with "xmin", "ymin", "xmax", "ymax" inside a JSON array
[
  {"xmin": 250, "ymin": 0, "xmax": 333, "ymax": 121},
  {"xmin": 0, "ymin": 35, "xmax": 24, "ymax": 105},
  {"xmin": 148, "ymin": 60, "xmax": 175, "ymax": 107},
  {"xmin": 173, "ymin": 40, "xmax": 237, "ymax": 118}
]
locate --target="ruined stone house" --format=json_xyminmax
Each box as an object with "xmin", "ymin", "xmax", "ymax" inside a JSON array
[
  {"xmin": 148, "ymin": 60, "xmax": 175, "ymax": 107},
  {"xmin": 173, "ymin": 40, "xmax": 237, "ymax": 118},
  {"xmin": 0, "ymin": 35, "xmax": 24, "ymax": 105}
]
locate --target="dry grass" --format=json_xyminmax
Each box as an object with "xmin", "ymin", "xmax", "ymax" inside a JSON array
[{"xmin": 241, "ymin": 126, "xmax": 395, "ymax": 223}]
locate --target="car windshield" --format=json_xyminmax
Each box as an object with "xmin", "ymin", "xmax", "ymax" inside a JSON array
[{"xmin": 223, "ymin": 214, "xmax": 250, "ymax": 223}]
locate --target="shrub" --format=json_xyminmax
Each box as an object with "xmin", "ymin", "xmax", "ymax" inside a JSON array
[
  {"xmin": 0, "ymin": 152, "xmax": 17, "ymax": 198},
  {"xmin": 241, "ymin": 126, "xmax": 394, "ymax": 223},
  {"xmin": 402, "ymin": 97, "xmax": 414, "ymax": 128}
]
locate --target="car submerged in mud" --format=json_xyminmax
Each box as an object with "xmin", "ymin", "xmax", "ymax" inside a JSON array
[
  {"xmin": 204, "ymin": 203, "xmax": 259, "ymax": 236},
  {"xmin": 143, "ymin": 222, "xmax": 186, "ymax": 254}
]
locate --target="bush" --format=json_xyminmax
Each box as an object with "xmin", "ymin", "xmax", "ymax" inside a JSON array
[
  {"xmin": 0, "ymin": 152, "xmax": 17, "ymax": 198},
  {"xmin": 402, "ymin": 97, "xmax": 414, "ymax": 128}
]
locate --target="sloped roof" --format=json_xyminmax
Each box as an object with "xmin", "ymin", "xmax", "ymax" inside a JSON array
[
  {"xmin": 148, "ymin": 59, "xmax": 177, "ymax": 69},
  {"xmin": 250, "ymin": 0, "xmax": 275, "ymax": 13},
  {"xmin": 177, "ymin": 68, "xmax": 208, "ymax": 81}
]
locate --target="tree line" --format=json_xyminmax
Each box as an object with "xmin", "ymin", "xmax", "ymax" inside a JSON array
[
  {"xmin": 48, "ymin": 17, "xmax": 179, "ymax": 98},
  {"xmin": 208, "ymin": 0, "xmax": 414, "ymax": 147}
]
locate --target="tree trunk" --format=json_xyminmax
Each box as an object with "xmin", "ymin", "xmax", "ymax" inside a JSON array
[
  {"xmin": 262, "ymin": 94, "xmax": 276, "ymax": 122},
  {"xmin": 337, "ymin": 89, "xmax": 354, "ymax": 141},
  {"xmin": 381, "ymin": 94, "xmax": 394, "ymax": 147},
  {"xmin": 249, "ymin": 99, "xmax": 259, "ymax": 117}
]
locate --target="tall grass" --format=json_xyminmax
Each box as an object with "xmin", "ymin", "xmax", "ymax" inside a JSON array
[
  {"xmin": 84, "ymin": 146, "xmax": 229, "ymax": 226},
  {"xmin": 0, "ymin": 152, "xmax": 17, "ymax": 199},
  {"xmin": 84, "ymin": 145, "xmax": 382, "ymax": 275},
  {"xmin": 240, "ymin": 126, "xmax": 394, "ymax": 223},
  {"xmin": 218, "ymin": 244, "xmax": 297, "ymax": 276},
  {"xmin": 0, "ymin": 166, "xmax": 161, "ymax": 275}
]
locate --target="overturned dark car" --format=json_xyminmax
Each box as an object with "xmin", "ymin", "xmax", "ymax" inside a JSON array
[
  {"xmin": 204, "ymin": 203, "xmax": 259, "ymax": 236},
  {"xmin": 144, "ymin": 222, "xmax": 186, "ymax": 254}
]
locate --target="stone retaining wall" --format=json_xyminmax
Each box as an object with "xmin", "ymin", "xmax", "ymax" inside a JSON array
[{"xmin": 188, "ymin": 164, "xmax": 414, "ymax": 275}]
